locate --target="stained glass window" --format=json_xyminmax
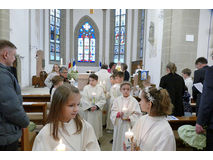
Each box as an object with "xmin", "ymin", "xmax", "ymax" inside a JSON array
[
  {"xmin": 139, "ymin": 9, "xmax": 145, "ymax": 58},
  {"xmin": 113, "ymin": 9, "xmax": 126, "ymax": 63},
  {"xmin": 49, "ymin": 9, "xmax": 61, "ymax": 61},
  {"xmin": 77, "ymin": 22, "xmax": 96, "ymax": 63}
]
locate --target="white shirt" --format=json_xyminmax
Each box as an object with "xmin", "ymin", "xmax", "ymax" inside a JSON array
[
  {"xmin": 32, "ymin": 119, "xmax": 100, "ymax": 151},
  {"xmin": 132, "ymin": 115, "xmax": 176, "ymax": 151},
  {"xmin": 95, "ymin": 69, "xmax": 111, "ymax": 92},
  {"xmin": 44, "ymin": 72, "xmax": 59, "ymax": 88},
  {"xmin": 184, "ymin": 77, "xmax": 193, "ymax": 98}
]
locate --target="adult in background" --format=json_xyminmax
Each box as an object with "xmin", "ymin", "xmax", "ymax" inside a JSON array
[
  {"xmin": 192, "ymin": 57, "xmax": 209, "ymax": 115},
  {"xmin": 159, "ymin": 62, "xmax": 185, "ymax": 116},
  {"xmin": 0, "ymin": 40, "xmax": 29, "ymax": 151},
  {"xmin": 108, "ymin": 62, "xmax": 116, "ymax": 74},
  {"xmin": 196, "ymin": 65, "xmax": 213, "ymax": 150},
  {"xmin": 121, "ymin": 63, "xmax": 130, "ymax": 81},
  {"xmin": 59, "ymin": 66, "xmax": 70, "ymax": 84},
  {"xmin": 44, "ymin": 64, "xmax": 60, "ymax": 88}
]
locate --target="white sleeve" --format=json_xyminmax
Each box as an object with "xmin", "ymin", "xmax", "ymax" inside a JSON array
[
  {"xmin": 129, "ymin": 100, "xmax": 142, "ymax": 127},
  {"xmin": 80, "ymin": 86, "xmax": 92, "ymax": 111},
  {"xmin": 32, "ymin": 134, "xmax": 44, "ymax": 151},
  {"xmin": 44, "ymin": 73, "xmax": 53, "ymax": 88},
  {"xmin": 154, "ymin": 134, "xmax": 176, "ymax": 151},
  {"xmin": 83, "ymin": 122, "xmax": 101, "ymax": 151},
  {"xmin": 110, "ymin": 98, "xmax": 119, "ymax": 125},
  {"xmin": 95, "ymin": 87, "xmax": 106, "ymax": 110}
]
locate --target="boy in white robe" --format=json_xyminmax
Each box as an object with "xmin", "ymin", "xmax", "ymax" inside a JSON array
[
  {"xmin": 32, "ymin": 84, "xmax": 100, "ymax": 151},
  {"xmin": 95, "ymin": 64, "xmax": 111, "ymax": 127},
  {"xmin": 111, "ymin": 82, "xmax": 141, "ymax": 151},
  {"xmin": 106, "ymin": 72, "xmax": 124, "ymax": 131},
  {"xmin": 126, "ymin": 86, "xmax": 176, "ymax": 151},
  {"xmin": 81, "ymin": 74, "xmax": 106, "ymax": 140}
]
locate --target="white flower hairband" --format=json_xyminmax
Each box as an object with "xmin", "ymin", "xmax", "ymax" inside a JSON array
[
  {"xmin": 144, "ymin": 86, "xmax": 163, "ymax": 103},
  {"xmin": 144, "ymin": 87, "xmax": 155, "ymax": 103}
]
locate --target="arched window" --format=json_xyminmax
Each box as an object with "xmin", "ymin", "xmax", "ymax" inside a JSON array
[
  {"xmin": 74, "ymin": 16, "xmax": 99, "ymax": 66},
  {"xmin": 113, "ymin": 9, "xmax": 127, "ymax": 63},
  {"xmin": 49, "ymin": 9, "xmax": 61, "ymax": 62},
  {"xmin": 138, "ymin": 9, "xmax": 145, "ymax": 59}
]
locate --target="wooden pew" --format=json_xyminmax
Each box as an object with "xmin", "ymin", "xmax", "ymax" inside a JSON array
[
  {"xmin": 22, "ymin": 94, "xmax": 50, "ymax": 102},
  {"xmin": 23, "ymin": 102, "xmax": 47, "ymax": 125},
  {"xmin": 21, "ymin": 128, "xmax": 31, "ymax": 151},
  {"xmin": 168, "ymin": 116, "xmax": 197, "ymax": 130}
]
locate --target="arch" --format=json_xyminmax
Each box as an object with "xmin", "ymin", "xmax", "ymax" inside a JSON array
[{"xmin": 74, "ymin": 15, "xmax": 99, "ymax": 67}]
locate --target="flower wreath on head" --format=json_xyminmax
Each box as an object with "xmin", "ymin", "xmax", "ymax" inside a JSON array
[{"xmin": 143, "ymin": 86, "xmax": 163, "ymax": 103}]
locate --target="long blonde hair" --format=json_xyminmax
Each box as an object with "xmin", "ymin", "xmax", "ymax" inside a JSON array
[{"xmin": 47, "ymin": 84, "xmax": 83, "ymax": 141}]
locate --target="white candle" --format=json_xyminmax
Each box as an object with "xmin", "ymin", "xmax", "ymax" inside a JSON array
[
  {"xmin": 125, "ymin": 128, "xmax": 134, "ymax": 141},
  {"xmin": 56, "ymin": 139, "xmax": 66, "ymax": 151},
  {"xmin": 92, "ymin": 92, "xmax": 96, "ymax": 104},
  {"xmin": 60, "ymin": 58, "xmax": 63, "ymax": 66},
  {"xmin": 122, "ymin": 105, "xmax": 128, "ymax": 113}
]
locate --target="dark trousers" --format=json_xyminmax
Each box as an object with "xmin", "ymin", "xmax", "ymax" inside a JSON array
[
  {"xmin": 0, "ymin": 140, "xmax": 19, "ymax": 151},
  {"xmin": 206, "ymin": 129, "xmax": 213, "ymax": 151}
]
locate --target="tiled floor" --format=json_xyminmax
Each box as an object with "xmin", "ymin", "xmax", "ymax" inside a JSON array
[{"xmin": 99, "ymin": 129, "xmax": 113, "ymax": 151}]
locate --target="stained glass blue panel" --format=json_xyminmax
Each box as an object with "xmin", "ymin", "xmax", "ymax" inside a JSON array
[
  {"xmin": 114, "ymin": 55, "xmax": 118, "ymax": 63},
  {"xmin": 121, "ymin": 9, "xmax": 126, "ymax": 15},
  {"xmin": 50, "ymin": 9, "xmax": 55, "ymax": 16},
  {"xmin": 121, "ymin": 15, "xmax": 125, "ymax": 26},
  {"xmin": 56, "ymin": 52, "xmax": 60, "ymax": 61},
  {"xmin": 56, "ymin": 44, "xmax": 60, "ymax": 52},
  {"xmin": 83, "ymin": 22, "xmax": 91, "ymax": 31},
  {"xmin": 121, "ymin": 27, "xmax": 125, "ymax": 34},
  {"xmin": 114, "ymin": 45, "xmax": 119, "ymax": 54},
  {"xmin": 50, "ymin": 16, "xmax": 55, "ymax": 25},
  {"xmin": 84, "ymin": 37, "xmax": 89, "ymax": 62},
  {"xmin": 56, "ymin": 27, "xmax": 60, "ymax": 35},
  {"xmin": 90, "ymin": 38, "xmax": 95, "ymax": 46},
  {"xmin": 50, "ymin": 43, "xmax": 55, "ymax": 52},
  {"xmin": 56, "ymin": 9, "xmax": 60, "ymax": 18},
  {"xmin": 78, "ymin": 53, "xmax": 83, "ymax": 62},
  {"xmin": 120, "ymin": 35, "xmax": 125, "ymax": 45},
  {"xmin": 56, "ymin": 18, "xmax": 60, "ymax": 26},
  {"xmin": 120, "ymin": 55, "xmax": 124, "ymax": 63},
  {"xmin": 115, "ymin": 16, "xmax": 120, "ymax": 26},
  {"xmin": 56, "ymin": 35, "xmax": 60, "ymax": 43},
  {"xmin": 50, "ymin": 52, "xmax": 55, "ymax": 60},
  {"xmin": 115, "ymin": 9, "xmax": 120, "ymax": 15},
  {"xmin": 120, "ymin": 45, "xmax": 125, "ymax": 54}
]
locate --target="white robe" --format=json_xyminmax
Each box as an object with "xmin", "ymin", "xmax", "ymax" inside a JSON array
[
  {"xmin": 184, "ymin": 77, "xmax": 193, "ymax": 98},
  {"xmin": 95, "ymin": 69, "xmax": 111, "ymax": 126},
  {"xmin": 132, "ymin": 114, "xmax": 176, "ymax": 151},
  {"xmin": 44, "ymin": 72, "xmax": 59, "ymax": 88},
  {"xmin": 32, "ymin": 119, "xmax": 100, "ymax": 151},
  {"xmin": 80, "ymin": 84, "xmax": 106, "ymax": 139},
  {"xmin": 106, "ymin": 83, "xmax": 122, "ymax": 130},
  {"xmin": 110, "ymin": 95, "xmax": 141, "ymax": 151}
]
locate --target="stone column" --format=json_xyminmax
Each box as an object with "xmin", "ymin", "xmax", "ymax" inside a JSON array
[
  {"xmin": 0, "ymin": 9, "xmax": 10, "ymax": 40},
  {"xmin": 102, "ymin": 9, "xmax": 107, "ymax": 64}
]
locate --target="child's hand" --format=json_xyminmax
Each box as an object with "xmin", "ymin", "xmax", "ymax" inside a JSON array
[{"xmin": 91, "ymin": 106, "xmax": 97, "ymax": 112}]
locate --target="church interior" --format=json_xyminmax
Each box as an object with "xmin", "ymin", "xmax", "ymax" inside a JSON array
[{"xmin": 0, "ymin": 7, "xmax": 213, "ymax": 152}]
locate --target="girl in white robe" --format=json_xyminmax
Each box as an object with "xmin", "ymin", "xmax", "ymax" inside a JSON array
[
  {"xmin": 81, "ymin": 74, "xmax": 106, "ymax": 140},
  {"xmin": 111, "ymin": 82, "xmax": 141, "ymax": 151},
  {"xmin": 126, "ymin": 86, "xmax": 176, "ymax": 151},
  {"xmin": 32, "ymin": 84, "xmax": 100, "ymax": 151}
]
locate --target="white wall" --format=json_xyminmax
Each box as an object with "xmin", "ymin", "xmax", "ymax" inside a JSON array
[
  {"xmin": 73, "ymin": 9, "xmax": 103, "ymax": 73},
  {"xmin": 144, "ymin": 9, "xmax": 164, "ymax": 87},
  {"xmin": 131, "ymin": 10, "xmax": 139, "ymax": 62},
  {"xmin": 197, "ymin": 9, "xmax": 213, "ymax": 66},
  {"xmin": 10, "ymin": 9, "xmax": 30, "ymax": 88}
]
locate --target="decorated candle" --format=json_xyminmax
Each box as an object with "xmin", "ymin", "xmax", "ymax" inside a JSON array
[
  {"xmin": 125, "ymin": 128, "xmax": 134, "ymax": 141},
  {"xmin": 92, "ymin": 92, "xmax": 96, "ymax": 104},
  {"xmin": 56, "ymin": 139, "xmax": 66, "ymax": 151}
]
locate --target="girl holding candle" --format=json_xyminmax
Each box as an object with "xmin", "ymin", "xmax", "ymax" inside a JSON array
[
  {"xmin": 130, "ymin": 86, "xmax": 176, "ymax": 151},
  {"xmin": 81, "ymin": 74, "xmax": 106, "ymax": 141},
  {"xmin": 110, "ymin": 81, "xmax": 141, "ymax": 151},
  {"xmin": 32, "ymin": 84, "xmax": 100, "ymax": 151}
]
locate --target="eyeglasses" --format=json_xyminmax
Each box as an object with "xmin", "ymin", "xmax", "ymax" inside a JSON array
[{"xmin": 62, "ymin": 72, "xmax": 68, "ymax": 74}]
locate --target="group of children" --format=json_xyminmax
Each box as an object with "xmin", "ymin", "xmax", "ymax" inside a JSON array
[{"xmin": 32, "ymin": 70, "xmax": 176, "ymax": 151}]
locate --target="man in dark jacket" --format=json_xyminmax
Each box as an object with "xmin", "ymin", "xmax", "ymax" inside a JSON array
[
  {"xmin": 196, "ymin": 66, "xmax": 213, "ymax": 150},
  {"xmin": 0, "ymin": 40, "xmax": 29, "ymax": 151},
  {"xmin": 192, "ymin": 57, "xmax": 209, "ymax": 115}
]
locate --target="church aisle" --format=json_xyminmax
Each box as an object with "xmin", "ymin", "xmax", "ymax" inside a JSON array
[{"xmin": 99, "ymin": 129, "xmax": 113, "ymax": 151}]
